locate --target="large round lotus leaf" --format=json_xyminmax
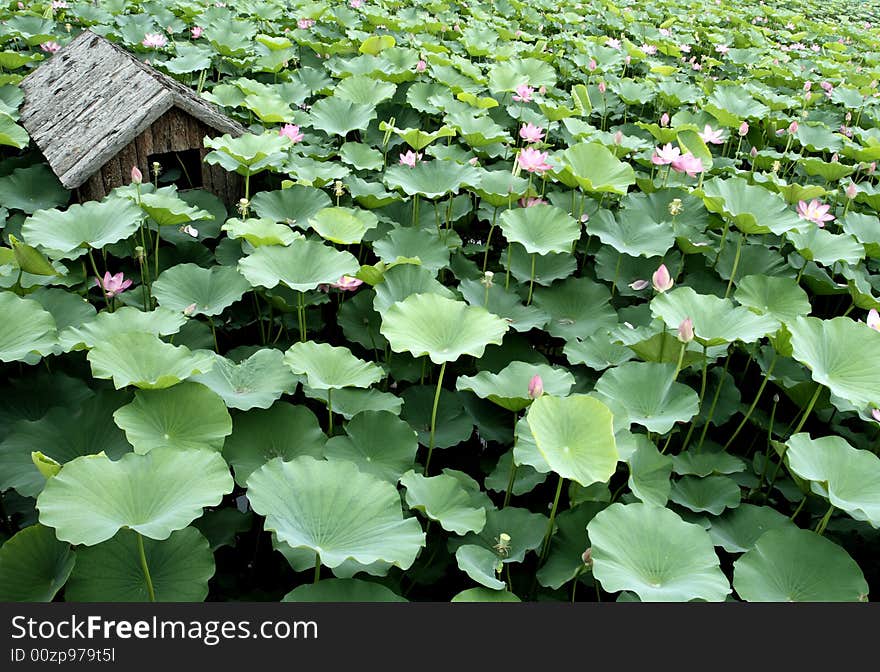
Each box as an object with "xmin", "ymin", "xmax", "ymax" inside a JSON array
[
  {"xmin": 455, "ymin": 361, "xmax": 575, "ymax": 412},
  {"xmin": 372, "ymin": 264, "xmax": 455, "ymax": 314},
  {"xmin": 532, "ymin": 277, "xmax": 617, "ymax": 341},
  {"xmin": 58, "ymin": 307, "xmax": 186, "ymax": 352},
  {"xmin": 237, "ymin": 238, "xmax": 360, "ymax": 292},
  {"xmin": 627, "ymin": 440, "xmax": 673, "ymax": 508},
  {"xmin": 283, "ymin": 578, "xmax": 406, "ymax": 602},
  {"xmin": 708, "ymin": 504, "xmax": 795, "ymax": 553},
  {"xmin": 251, "ymin": 185, "xmax": 332, "ymax": 226},
  {"xmin": 789, "ymin": 316, "xmax": 880, "ymax": 407},
  {"xmin": 537, "ymin": 502, "xmax": 604, "ymax": 590},
  {"xmin": 338, "ymin": 142, "xmax": 384, "ymax": 171},
  {"xmin": 27, "ymin": 287, "xmax": 95, "ymax": 339},
  {"xmin": 0, "ymin": 164, "xmax": 69, "ymax": 214},
  {"xmin": 138, "ymin": 190, "xmax": 213, "ymax": 227},
  {"xmin": 284, "ymin": 341, "xmax": 383, "ymax": 390},
  {"xmin": 64, "ymin": 527, "xmax": 214, "ymax": 602},
  {"xmin": 787, "ymin": 228, "xmax": 865, "ymax": 268},
  {"xmin": 0, "ymin": 292, "xmax": 56, "ymax": 362},
  {"xmin": 305, "ymin": 386, "xmax": 403, "ymax": 420},
  {"xmin": 485, "ymin": 449, "xmax": 548, "ymax": 497},
  {"xmin": 400, "ymin": 469, "xmax": 487, "ymax": 535},
  {"xmin": 380, "ymin": 293, "xmax": 509, "ymax": 365},
  {"xmin": 307, "ymin": 96, "xmax": 377, "ymax": 136},
  {"xmin": 669, "ymin": 476, "xmax": 742, "ymax": 515},
  {"xmin": 651, "ymin": 287, "xmax": 780, "ymax": 346},
  {"xmin": 22, "ymin": 199, "xmax": 144, "ymax": 259},
  {"xmin": 37, "ymin": 447, "xmax": 234, "ymax": 546},
  {"xmin": 308, "ymin": 206, "xmax": 379, "ymax": 245},
  {"xmin": 246, "ymin": 455, "xmax": 426, "ymax": 570},
  {"xmin": 451, "ymin": 587, "xmax": 521, "ymax": 602},
  {"xmin": 87, "ymin": 333, "xmax": 215, "ymax": 390},
  {"xmin": 0, "ymin": 391, "xmax": 131, "ymax": 498},
  {"xmin": 338, "ymin": 290, "xmax": 386, "ymax": 351},
  {"xmin": 594, "ymin": 362, "xmax": 700, "ymax": 434},
  {"xmin": 401, "ymin": 385, "xmax": 473, "ymax": 449},
  {"xmin": 700, "ymin": 177, "xmax": 805, "ymax": 235},
  {"xmin": 455, "ymin": 544, "xmax": 504, "ymax": 589},
  {"xmin": 785, "ymin": 433, "xmax": 880, "ymax": 527},
  {"xmin": 223, "ymin": 402, "xmax": 325, "ymax": 487},
  {"xmin": 672, "ymin": 450, "xmax": 746, "ymax": 477},
  {"xmin": 152, "ymin": 263, "xmax": 250, "ymax": 317},
  {"xmin": 703, "ymin": 86, "xmax": 769, "ymax": 126},
  {"xmin": 0, "ymin": 524, "xmax": 74, "ymax": 601},
  {"xmin": 383, "ymin": 160, "xmax": 480, "ymax": 199},
  {"xmin": 204, "ymin": 132, "xmax": 289, "ymax": 174},
  {"xmin": 191, "ymin": 349, "xmax": 299, "ymax": 411},
  {"xmin": 221, "ymin": 217, "xmax": 301, "ymax": 247},
  {"xmin": 112, "ymin": 382, "xmax": 232, "ymax": 455},
  {"xmin": 498, "ymin": 204, "xmax": 580, "ymax": 256},
  {"xmin": 513, "ymin": 415, "xmax": 551, "ymax": 474},
  {"xmin": 563, "ymin": 333, "xmax": 634, "ymax": 371},
  {"xmin": 587, "ymin": 502, "xmax": 731, "ymax": 602},
  {"xmin": 324, "ymin": 410, "xmax": 417, "ymax": 483},
  {"xmin": 733, "ymin": 274, "xmax": 811, "ymax": 326},
  {"xmin": 589, "ymin": 208, "xmax": 675, "ymax": 258},
  {"xmin": 733, "ymin": 528, "xmax": 868, "ymax": 602},
  {"xmin": 373, "ymin": 227, "xmax": 450, "ymax": 274},
  {"xmin": 507, "ymin": 242, "xmax": 577, "ymax": 287},
  {"xmin": 559, "ymin": 142, "xmax": 636, "ymax": 194},
  {"xmin": 458, "ymin": 279, "xmax": 549, "ymax": 333},
  {"xmin": 526, "ymin": 394, "xmax": 618, "ymax": 487}
]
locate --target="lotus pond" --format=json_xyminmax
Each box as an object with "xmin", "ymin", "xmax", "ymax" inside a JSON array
[{"xmin": 1, "ymin": 0, "xmax": 880, "ymax": 603}]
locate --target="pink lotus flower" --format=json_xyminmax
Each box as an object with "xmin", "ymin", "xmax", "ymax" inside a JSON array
[
  {"xmin": 399, "ymin": 150, "xmax": 422, "ymax": 167},
  {"xmin": 597, "ymin": 81, "xmax": 606, "ymax": 94},
  {"xmin": 715, "ymin": 44, "xmax": 729, "ymax": 55},
  {"xmin": 297, "ymin": 18, "xmax": 315, "ymax": 29},
  {"xmin": 131, "ymin": 165, "xmax": 143, "ymax": 184},
  {"xmin": 846, "ymin": 182, "xmax": 858, "ymax": 200},
  {"xmin": 867, "ymin": 309, "xmax": 880, "ymax": 332},
  {"xmin": 679, "ymin": 43, "xmax": 691, "ymax": 53},
  {"xmin": 51, "ymin": 0, "xmax": 67, "ymax": 8},
  {"xmin": 796, "ymin": 199, "xmax": 835, "ymax": 227},
  {"xmin": 651, "ymin": 143, "xmax": 681, "ymax": 166},
  {"xmin": 331, "ymin": 275, "xmax": 363, "ymax": 291},
  {"xmin": 519, "ymin": 122, "xmax": 545, "ymax": 144},
  {"xmin": 605, "ymin": 37, "xmax": 621, "ymax": 49},
  {"xmin": 519, "ymin": 197, "xmax": 547, "ymax": 208},
  {"xmin": 671, "ymin": 153, "xmax": 703, "ymax": 177},
  {"xmin": 629, "ymin": 279, "xmax": 650, "ymax": 291},
  {"xmin": 699, "ymin": 124, "xmax": 725, "ymax": 145},
  {"xmin": 588, "ymin": 59, "xmax": 597, "ymax": 71},
  {"xmin": 641, "ymin": 44, "xmax": 657, "ymax": 55},
  {"xmin": 738, "ymin": 121, "xmax": 749, "ymax": 136},
  {"xmin": 677, "ymin": 317, "xmax": 694, "ymax": 343},
  {"xmin": 191, "ymin": 26, "xmax": 203, "ymax": 39},
  {"xmin": 40, "ymin": 41, "xmax": 61, "ymax": 53},
  {"xmin": 512, "ymin": 83, "xmax": 534, "ymax": 102},
  {"xmin": 181, "ymin": 224, "xmax": 199, "ymax": 238},
  {"xmin": 872, "ymin": 408, "xmax": 880, "ymax": 423},
  {"xmin": 788, "ymin": 120, "xmax": 799, "ymax": 135},
  {"xmin": 659, "ymin": 112, "xmax": 670, "ymax": 127},
  {"xmin": 820, "ymin": 81, "xmax": 833, "ymax": 93},
  {"xmin": 279, "ymin": 123, "xmax": 304, "ymax": 143},
  {"xmin": 528, "ymin": 374, "xmax": 544, "ymax": 399},
  {"xmin": 350, "ymin": 0, "xmax": 363, "ymax": 7},
  {"xmin": 142, "ymin": 33, "xmax": 168, "ymax": 48},
  {"xmin": 95, "ymin": 272, "xmax": 133, "ymax": 298},
  {"xmin": 516, "ymin": 147, "xmax": 552, "ymax": 174},
  {"xmin": 613, "ymin": 130, "xmax": 623, "ymax": 145},
  {"xmin": 652, "ymin": 264, "xmax": 674, "ymax": 293},
  {"xmin": 416, "ymin": 59, "xmax": 427, "ymax": 72}
]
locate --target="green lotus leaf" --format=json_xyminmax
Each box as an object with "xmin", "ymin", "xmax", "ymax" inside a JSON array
[
  {"xmin": 383, "ymin": 160, "xmax": 480, "ymax": 199},
  {"xmin": 708, "ymin": 504, "xmax": 795, "ymax": 553},
  {"xmin": 559, "ymin": 142, "xmax": 636, "ymax": 194},
  {"xmin": 458, "ymin": 279, "xmax": 549, "ymax": 333},
  {"xmin": 305, "ymin": 386, "xmax": 404, "ymax": 420},
  {"xmin": 308, "ymin": 206, "xmax": 379, "ymax": 245},
  {"xmin": 250, "ymin": 185, "xmax": 332, "ymax": 226},
  {"xmin": 378, "ymin": 122, "xmax": 457, "ymax": 151},
  {"xmin": 22, "ymin": 199, "xmax": 144, "ymax": 260},
  {"xmin": 222, "ymin": 217, "xmax": 301, "ymax": 247},
  {"xmin": 455, "ymin": 545, "xmax": 504, "ymax": 590},
  {"xmin": 532, "ymin": 277, "xmax": 617, "ymax": 341},
  {"xmin": 536, "ymin": 502, "xmax": 603, "ymax": 590},
  {"xmin": 307, "ymin": 96, "xmax": 377, "ymax": 136},
  {"xmin": 204, "ymin": 132, "xmax": 289, "ymax": 175},
  {"xmin": 335, "ymin": 75, "xmax": 396, "ymax": 106},
  {"xmin": 138, "ymin": 190, "xmax": 214, "ymax": 227},
  {"xmin": 704, "ymin": 86, "xmax": 770, "ymax": 127},
  {"xmin": 27, "ymin": 288, "xmax": 95, "ymax": 344},
  {"xmin": 237, "ymin": 238, "xmax": 360, "ymax": 291},
  {"xmin": 223, "ymin": 402, "xmax": 325, "ymax": 487},
  {"xmin": 380, "ymin": 293, "xmax": 509, "ymax": 364},
  {"xmin": 456, "ymin": 361, "xmax": 575, "ymax": 412},
  {"xmin": 64, "ymin": 527, "xmax": 214, "ymax": 602},
  {"xmin": 513, "ymin": 415, "xmax": 551, "ymax": 474},
  {"xmin": 401, "ymin": 385, "xmax": 473, "ymax": 449},
  {"xmin": 191, "ymin": 349, "xmax": 299, "ymax": 411},
  {"xmin": 672, "ymin": 451, "xmax": 747, "ymax": 477},
  {"xmin": 587, "ymin": 502, "xmax": 731, "ymax": 602},
  {"xmin": 669, "ymin": 475, "xmax": 742, "ymax": 515},
  {"xmin": 563, "ymin": 333, "xmax": 634, "ymax": 371},
  {"xmin": 0, "ymin": 116, "xmax": 30, "ymax": 151},
  {"xmin": 58, "ymin": 307, "xmax": 186, "ymax": 352},
  {"xmin": 283, "ymin": 578, "xmax": 406, "ymax": 602},
  {"xmin": 484, "ymin": 449, "xmax": 547, "ymax": 497},
  {"xmin": 324, "ymin": 410, "xmax": 417, "ymax": 483},
  {"xmin": 37, "ymin": 447, "xmax": 234, "ymax": 545},
  {"xmin": 87, "ymin": 333, "xmax": 215, "ymax": 390},
  {"xmin": 453, "ymin": 506, "xmax": 548, "ymax": 564},
  {"xmin": 373, "ymin": 227, "xmax": 450, "ymax": 273},
  {"xmin": 0, "ymin": 292, "xmax": 56, "ymax": 362},
  {"xmin": 786, "ymin": 228, "xmax": 865, "ymax": 267},
  {"xmin": 400, "ymin": 469, "xmax": 487, "ymax": 535},
  {"xmin": 246, "ymin": 455, "xmax": 425, "ymax": 570},
  {"xmin": 785, "ymin": 433, "xmax": 880, "ymax": 527},
  {"xmin": 474, "ymin": 169, "xmax": 530, "ymax": 207},
  {"xmin": 9, "ymin": 234, "xmax": 56, "ymax": 276},
  {"xmin": 112, "ymin": 382, "xmax": 232, "ymax": 455},
  {"xmin": 0, "ymin": 524, "xmax": 74, "ymax": 601},
  {"xmin": 627, "ymin": 440, "xmax": 673, "ymax": 507},
  {"xmin": 733, "ymin": 274, "xmax": 811, "ymax": 326},
  {"xmin": 789, "ymin": 316, "xmax": 880, "ymax": 407},
  {"xmin": 0, "ymin": 164, "xmax": 68, "ymax": 214},
  {"xmin": 800, "ymin": 157, "xmax": 855, "ymax": 182},
  {"xmin": 651, "ymin": 287, "xmax": 780, "ymax": 346},
  {"xmin": 284, "ymin": 341, "xmax": 384, "ymax": 390},
  {"xmin": 700, "ymin": 177, "xmax": 805, "ymax": 235},
  {"xmin": 526, "ymin": 394, "xmax": 618, "ymax": 487},
  {"xmin": 498, "ymin": 205, "xmax": 580, "ymax": 256},
  {"xmin": 372, "ymin": 264, "xmax": 455, "ymax": 314},
  {"xmin": 733, "ymin": 527, "xmax": 868, "ymax": 602},
  {"xmin": 152, "ymin": 263, "xmax": 250, "ymax": 317},
  {"xmin": 594, "ymin": 362, "xmax": 699, "ymax": 434},
  {"xmin": 451, "ymin": 587, "xmax": 520, "ymax": 602},
  {"xmin": 589, "ymin": 207, "xmax": 675, "ymax": 258}
]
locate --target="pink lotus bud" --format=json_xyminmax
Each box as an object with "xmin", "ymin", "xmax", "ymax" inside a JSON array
[
  {"xmin": 738, "ymin": 121, "xmax": 749, "ymax": 136},
  {"xmin": 873, "ymin": 408, "xmax": 880, "ymax": 423},
  {"xmin": 788, "ymin": 120, "xmax": 799, "ymax": 134},
  {"xmin": 804, "ymin": 91, "xmax": 812, "ymax": 102},
  {"xmin": 528, "ymin": 374, "xmax": 544, "ymax": 400},
  {"xmin": 613, "ymin": 130, "xmax": 623, "ymax": 145},
  {"xmin": 131, "ymin": 165, "xmax": 143, "ymax": 184},
  {"xmin": 581, "ymin": 548, "xmax": 592, "ymax": 566},
  {"xmin": 750, "ymin": 146, "xmax": 758, "ymax": 158},
  {"xmin": 677, "ymin": 317, "xmax": 694, "ymax": 343},
  {"xmin": 867, "ymin": 308, "xmax": 880, "ymax": 331},
  {"xmin": 660, "ymin": 112, "xmax": 670, "ymax": 127},
  {"xmin": 598, "ymin": 81, "xmax": 606, "ymax": 94},
  {"xmin": 803, "ymin": 81, "xmax": 812, "ymax": 91},
  {"xmin": 846, "ymin": 182, "xmax": 858, "ymax": 200},
  {"xmin": 870, "ymin": 162, "xmax": 877, "ymax": 175},
  {"xmin": 183, "ymin": 303, "xmax": 197, "ymax": 316},
  {"xmin": 652, "ymin": 264, "xmax": 674, "ymax": 292},
  {"xmin": 416, "ymin": 59, "xmax": 427, "ymax": 72},
  {"xmin": 588, "ymin": 58, "xmax": 597, "ymax": 71}
]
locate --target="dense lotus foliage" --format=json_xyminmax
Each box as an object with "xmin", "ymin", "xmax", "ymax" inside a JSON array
[{"xmin": 1, "ymin": 0, "xmax": 880, "ymax": 603}]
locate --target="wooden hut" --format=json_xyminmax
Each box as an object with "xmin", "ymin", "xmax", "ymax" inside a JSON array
[{"xmin": 18, "ymin": 30, "xmax": 246, "ymax": 205}]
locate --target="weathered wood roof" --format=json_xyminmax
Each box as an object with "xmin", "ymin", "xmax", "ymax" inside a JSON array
[{"xmin": 19, "ymin": 30, "xmax": 246, "ymax": 190}]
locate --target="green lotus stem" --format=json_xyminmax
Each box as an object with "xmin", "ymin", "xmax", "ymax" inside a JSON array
[
  {"xmin": 661, "ymin": 164, "xmax": 671, "ymax": 188},
  {"xmin": 540, "ymin": 474, "xmax": 564, "ymax": 563},
  {"xmin": 610, "ymin": 252, "xmax": 622, "ymax": 297},
  {"xmin": 412, "ymin": 194, "xmax": 420, "ymax": 226},
  {"xmin": 505, "ymin": 244, "xmax": 512, "ymax": 289},
  {"xmin": 724, "ymin": 234, "xmax": 744, "ymax": 299},
  {"xmin": 503, "ymin": 411, "xmax": 518, "ymax": 509},
  {"xmin": 790, "ymin": 383, "xmax": 823, "ymax": 437},
  {"xmin": 713, "ymin": 220, "xmax": 731, "ymax": 269},
  {"xmin": 314, "ymin": 553, "xmax": 321, "ymax": 584},
  {"xmin": 327, "ymin": 388, "xmax": 334, "ymax": 435},
  {"xmin": 789, "ymin": 496, "xmax": 806, "ymax": 521},
  {"xmin": 136, "ymin": 533, "xmax": 156, "ymax": 602},
  {"xmin": 815, "ymin": 504, "xmax": 835, "ymax": 536},
  {"xmin": 697, "ymin": 347, "xmax": 732, "ymax": 450},
  {"xmin": 671, "ymin": 341, "xmax": 687, "ymax": 382},
  {"xmin": 209, "ymin": 317, "xmax": 219, "ymax": 353},
  {"xmin": 297, "ymin": 291, "xmax": 307, "ymax": 342},
  {"xmin": 723, "ymin": 354, "xmax": 777, "ymax": 451},
  {"xmin": 482, "ymin": 207, "xmax": 499, "ymax": 272},
  {"xmin": 252, "ymin": 291, "xmax": 265, "ymax": 344},
  {"xmin": 527, "ymin": 253, "xmax": 537, "ymax": 305},
  {"xmin": 424, "ymin": 361, "xmax": 447, "ymax": 475},
  {"xmin": 680, "ymin": 343, "xmax": 709, "ymax": 453},
  {"xmin": 87, "ymin": 249, "xmax": 111, "ymax": 311}
]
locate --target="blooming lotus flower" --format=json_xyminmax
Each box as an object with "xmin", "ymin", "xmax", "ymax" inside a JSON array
[
  {"xmin": 399, "ymin": 150, "xmax": 422, "ymax": 167},
  {"xmin": 416, "ymin": 59, "xmax": 427, "ymax": 72},
  {"xmin": 796, "ymin": 199, "xmax": 835, "ymax": 227},
  {"xmin": 820, "ymin": 81, "xmax": 833, "ymax": 93},
  {"xmin": 95, "ymin": 272, "xmax": 133, "ymax": 298},
  {"xmin": 679, "ymin": 43, "xmax": 691, "ymax": 53},
  {"xmin": 846, "ymin": 182, "xmax": 858, "ymax": 200},
  {"xmin": 641, "ymin": 44, "xmax": 657, "ymax": 55},
  {"xmin": 671, "ymin": 153, "xmax": 703, "ymax": 177},
  {"xmin": 677, "ymin": 317, "xmax": 694, "ymax": 343},
  {"xmin": 331, "ymin": 275, "xmax": 363, "ymax": 291},
  {"xmin": 867, "ymin": 309, "xmax": 880, "ymax": 331},
  {"xmin": 519, "ymin": 122, "xmax": 545, "ymax": 144},
  {"xmin": 40, "ymin": 41, "xmax": 61, "ymax": 53},
  {"xmin": 659, "ymin": 112, "xmax": 670, "ymax": 127},
  {"xmin": 516, "ymin": 147, "xmax": 552, "ymax": 174},
  {"xmin": 51, "ymin": 0, "xmax": 67, "ymax": 8},
  {"xmin": 350, "ymin": 0, "xmax": 363, "ymax": 6},
  {"xmin": 279, "ymin": 123, "xmax": 304, "ymax": 143},
  {"xmin": 297, "ymin": 18, "xmax": 315, "ymax": 29},
  {"xmin": 528, "ymin": 374, "xmax": 544, "ymax": 399},
  {"xmin": 605, "ymin": 37, "xmax": 621, "ymax": 49},
  {"xmin": 181, "ymin": 224, "xmax": 199, "ymax": 238},
  {"xmin": 715, "ymin": 44, "xmax": 729, "ymax": 55},
  {"xmin": 699, "ymin": 124, "xmax": 725, "ymax": 145},
  {"xmin": 512, "ymin": 84, "xmax": 534, "ymax": 102},
  {"xmin": 190, "ymin": 26, "xmax": 204, "ymax": 39},
  {"xmin": 519, "ymin": 197, "xmax": 547, "ymax": 208},
  {"xmin": 659, "ymin": 28, "xmax": 671, "ymax": 37},
  {"xmin": 651, "ymin": 143, "xmax": 681, "ymax": 166},
  {"xmin": 142, "ymin": 33, "xmax": 167, "ymax": 48},
  {"xmin": 131, "ymin": 165, "xmax": 143, "ymax": 184},
  {"xmin": 652, "ymin": 264, "xmax": 674, "ymax": 293}
]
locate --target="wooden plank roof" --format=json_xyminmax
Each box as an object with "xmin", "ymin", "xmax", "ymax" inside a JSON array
[{"xmin": 18, "ymin": 30, "xmax": 246, "ymax": 190}]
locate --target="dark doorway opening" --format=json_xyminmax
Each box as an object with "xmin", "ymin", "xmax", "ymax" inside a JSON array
[{"xmin": 147, "ymin": 149, "xmax": 203, "ymax": 190}]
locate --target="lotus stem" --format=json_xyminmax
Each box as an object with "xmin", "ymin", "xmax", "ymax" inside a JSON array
[
  {"xmin": 327, "ymin": 388, "xmax": 334, "ymax": 435},
  {"xmin": 527, "ymin": 253, "xmax": 537, "ymax": 305},
  {"xmin": 815, "ymin": 504, "xmax": 835, "ymax": 536},
  {"xmin": 671, "ymin": 341, "xmax": 687, "ymax": 382},
  {"xmin": 540, "ymin": 474, "xmax": 564, "ymax": 563},
  {"xmin": 505, "ymin": 244, "xmax": 512, "ymax": 289},
  {"xmin": 680, "ymin": 343, "xmax": 709, "ymax": 453},
  {"xmin": 314, "ymin": 553, "xmax": 321, "ymax": 584},
  {"xmin": 136, "ymin": 532, "xmax": 156, "ymax": 602},
  {"xmin": 87, "ymin": 249, "xmax": 111, "ymax": 311},
  {"xmin": 697, "ymin": 347, "xmax": 732, "ymax": 450},
  {"xmin": 425, "ymin": 361, "xmax": 447, "ymax": 475},
  {"xmin": 412, "ymin": 193, "xmax": 420, "ymax": 227},
  {"xmin": 790, "ymin": 383, "xmax": 823, "ymax": 437},
  {"xmin": 724, "ymin": 234, "xmax": 744, "ymax": 299},
  {"xmin": 724, "ymin": 354, "xmax": 777, "ymax": 451},
  {"xmin": 611, "ymin": 252, "xmax": 622, "ymax": 297},
  {"xmin": 482, "ymin": 207, "xmax": 499, "ymax": 273},
  {"xmin": 297, "ymin": 291, "xmax": 307, "ymax": 342},
  {"xmin": 503, "ymin": 412, "xmax": 518, "ymax": 508},
  {"xmin": 209, "ymin": 317, "xmax": 219, "ymax": 353}
]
